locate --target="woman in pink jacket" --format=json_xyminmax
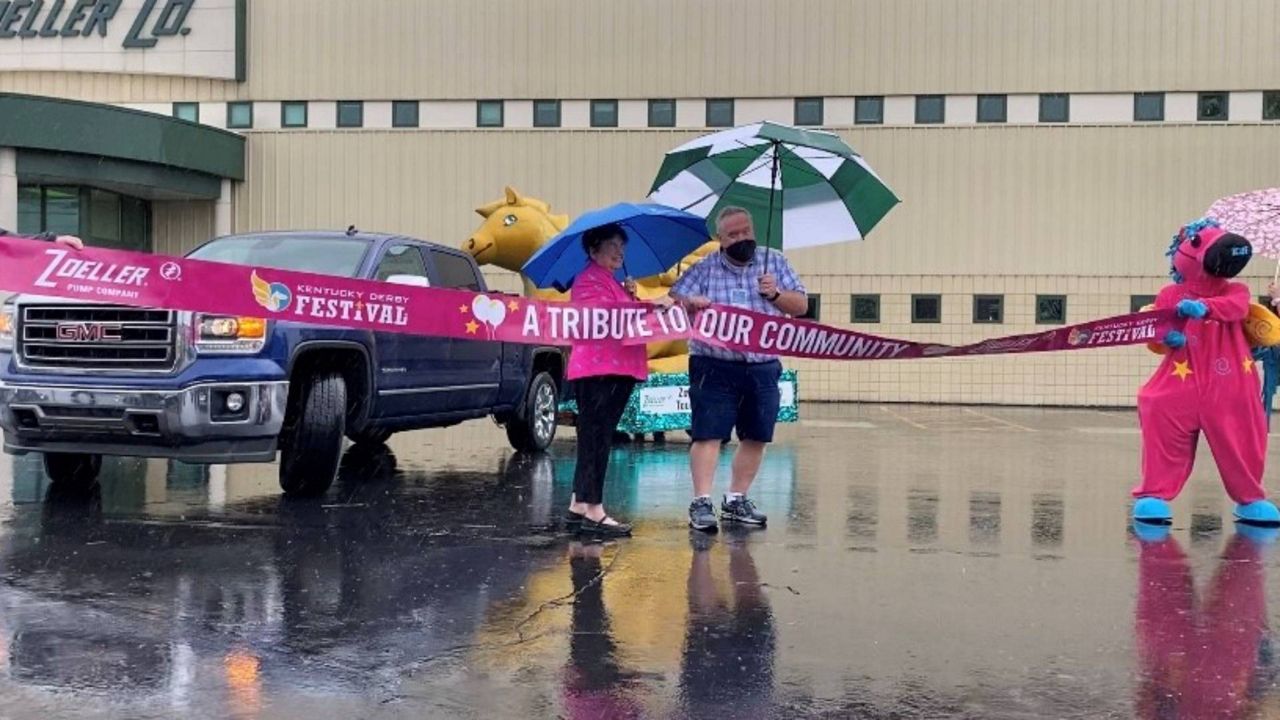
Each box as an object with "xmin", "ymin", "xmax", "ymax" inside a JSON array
[{"xmin": 566, "ymin": 223, "xmax": 671, "ymax": 537}]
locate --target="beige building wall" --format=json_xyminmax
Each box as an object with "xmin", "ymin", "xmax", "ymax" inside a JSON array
[
  {"xmin": 0, "ymin": 0, "xmax": 1275, "ymax": 102},
  {"xmin": 152, "ymin": 200, "xmax": 217, "ymax": 258}
]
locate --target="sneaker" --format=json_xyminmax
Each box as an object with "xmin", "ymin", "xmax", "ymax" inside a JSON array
[
  {"xmin": 721, "ymin": 495, "xmax": 767, "ymax": 526},
  {"xmin": 689, "ymin": 497, "xmax": 719, "ymax": 533}
]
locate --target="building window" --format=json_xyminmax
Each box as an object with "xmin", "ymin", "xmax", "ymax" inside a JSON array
[
  {"xmin": 172, "ymin": 102, "xmax": 199, "ymax": 123},
  {"xmin": 337, "ymin": 101, "xmax": 364, "ymax": 128},
  {"xmin": 1197, "ymin": 91, "xmax": 1229, "ymax": 122},
  {"xmin": 706, "ymin": 99, "xmax": 735, "ymax": 127},
  {"xmin": 591, "ymin": 100, "xmax": 618, "ymax": 128},
  {"xmin": 1036, "ymin": 295, "xmax": 1067, "ymax": 324},
  {"xmin": 1134, "ymin": 93, "xmax": 1165, "ymax": 122},
  {"xmin": 282, "ymin": 101, "xmax": 308, "ymax": 128},
  {"xmin": 1039, "ymin": 94, "xmax": 1070, "ymax": 123},
  {"xmin": 1130, "ymin": 295, "xmax": 1157, "ymax": 313},
  {"xmin": 533, "ymin": 100, "xmax": 561, "ymax": 128},
  {"xmin": 42, "ymin": 186, "xmax": 80, "ymax": 236},
  {"xmin": 1265, "ymin": 92, "xmax": 1280, "ymax": 121},
  {"xmin": 973, "ymin": 295, "xmax": 1004, "ymax": 324},
  {"xmin": 17, "ymin": 185, "xmax": 151, "ymax": 252},
  {"xmin": 392, "ymin": 101, "xmax": 420, "ymax": 128},
  {"xmin": 801, "ymin": 295, "xmax": 822, "ymax": 321},
  {"xmin": 912, "ymin": 294, "xmax": 942, "ymax": 323},
  {"xmin": 977, "ymin": 94, "xmax": 1007, "ymax": 123},
  {"xmin": 915, "ymin": 95, "xmax": 945, "ymax": 124},
  {"xmin": 851, "ymin": 294, "xmax": 880, "ymax": 323},
  {"xmin": 226, "ymin": 102, "xmax": 253, "ymax": 129},
  {"xmin": 795, "ymin": 97, "xmax": 824, "ymax": 126},
  {"xmin": 648, "ymin": 99, "xmax": 676, "ymax": 127},
  {"xmin": 855, "ymin": 96, "xmax": 884, "ymax": 125},
  {"xmin": 477, "ymin": 100, "xmax": 504, "ymax": 128}
]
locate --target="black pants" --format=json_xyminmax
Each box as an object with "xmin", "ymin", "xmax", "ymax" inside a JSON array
[{"xmin": 572, "ymin": 375, "xmax": 637, "ymax": 505}]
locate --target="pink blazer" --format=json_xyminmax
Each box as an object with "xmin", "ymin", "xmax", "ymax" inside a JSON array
[{"xmin": 566, "ymin": 262, "xmax": 648, "ymax": 381}]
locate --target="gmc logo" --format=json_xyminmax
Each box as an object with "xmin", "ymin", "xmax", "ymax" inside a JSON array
[{"xmin": 55, "ymin": 323, "xmax": 124, "ymax": 343}]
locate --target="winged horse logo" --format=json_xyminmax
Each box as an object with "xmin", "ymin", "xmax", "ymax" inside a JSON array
[{"xmin": 251, "ymin": 271, "xmax": 293, "ymax": 313}]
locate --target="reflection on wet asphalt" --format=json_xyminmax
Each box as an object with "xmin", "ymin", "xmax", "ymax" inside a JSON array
[{"xmin": 0, "ymin": 405, "xmax": 1278, "ymax": 718}]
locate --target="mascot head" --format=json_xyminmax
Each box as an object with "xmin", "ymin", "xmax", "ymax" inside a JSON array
[{"xmin": 1166, "ymin": 218, "xmax": 1252, "ymax": 286}]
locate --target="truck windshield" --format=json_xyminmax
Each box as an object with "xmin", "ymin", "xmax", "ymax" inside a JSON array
[{"xmin": 187, "ymin": 236, "xmax": 369, "ymax": 277}]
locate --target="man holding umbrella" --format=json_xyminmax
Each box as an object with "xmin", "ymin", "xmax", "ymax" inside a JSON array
[
  {"xmin": 671, "ymin": 206, "xmax": 808, "ymax": 532},
  {"xmin": 648, "ymin": 121, "xmax": 899, "ymax": 531}
]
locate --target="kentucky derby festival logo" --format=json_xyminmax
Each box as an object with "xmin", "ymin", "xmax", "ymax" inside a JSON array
[
  {"xmin": 1068, "ymin": 328, "xmax": 1092, "ymax": 347},
  {"xmin": 251, "ymin": 271, "xmax": 293, "ymax": 313}
]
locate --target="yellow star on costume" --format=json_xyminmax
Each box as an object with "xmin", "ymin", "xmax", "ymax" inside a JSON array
[
  {"xmin": 507, "ymin": 299, "xmax": 520, "ymax": 311},
  {"xmin": 465, "ymin": 320, "xmax": 479, "ymax": 334},
  {"xmin": 459, "ymin": 304, "xmax": 469, "ymax": 313},
  {"xmin": 1171, "ymin": 360, "xmax": 1193, "ymax": 381},
  {"xmin": 1244, "ymin": 356, "xmax": 1257, "ymax": 373}
]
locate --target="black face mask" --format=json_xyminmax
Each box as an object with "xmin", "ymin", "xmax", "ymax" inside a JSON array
[
  {"xmin": 725, "ymin": 239, "xmax": 757, "ymax": 264},
  {"xmin": 1203, "ymin": 232, "xmax": 1252, "ymax": 278}
]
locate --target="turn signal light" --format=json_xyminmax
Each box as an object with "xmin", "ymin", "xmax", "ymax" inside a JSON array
[
  {"xmin": 200, "ymin": 316, "xmax": 267, "ymax": 339},
  {"xmin": 195, "ymin": 314, "xmax": 268, "ymax": 354}
]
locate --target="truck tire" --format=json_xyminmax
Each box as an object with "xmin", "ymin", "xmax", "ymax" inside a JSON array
[
  {"xmin": 279, "ymin": 371, "xmax": 346, "ymax": 497},
  {"xmin": 347, "ymin": 428, "xmax": 393, "ymax": 446},
  {"xmin": 42, "ymin": 452, "xmax": 102, "ymax": 489},
  {"xmin": 506, "ymin": 372, "xmax": 558, "ymax": 452}
]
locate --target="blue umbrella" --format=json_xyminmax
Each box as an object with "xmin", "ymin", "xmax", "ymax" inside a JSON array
[{"xmin": 522, "ymin": 202, "xmax": 711, "ymax": 291}]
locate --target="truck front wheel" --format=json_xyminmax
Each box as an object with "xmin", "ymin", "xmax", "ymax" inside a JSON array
[
  {"xmin": 42, "ymin": 452, "xmax": 102, "ymax": 489},
  {"xmin": 506, "ymin": 372, "xmax": 558, "ymax": 453},
  {"xmin": 279, "ymin": 371, "xmax": 346, "ymax": 497}
]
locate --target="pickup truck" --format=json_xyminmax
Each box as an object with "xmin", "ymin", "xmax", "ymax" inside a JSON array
[{"xmin": 0, "ymin": 230, "xmax": 565, "ymax": 497}]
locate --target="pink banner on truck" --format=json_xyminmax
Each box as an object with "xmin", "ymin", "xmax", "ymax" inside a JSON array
[{"xmin": 0, "ymin": 238, "xmax": 1175, "ymax": 360}]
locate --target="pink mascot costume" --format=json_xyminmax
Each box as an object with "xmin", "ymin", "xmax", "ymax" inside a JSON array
[{"xmin": 1133, "ymin": 218, "xmax": 1280, "ymax": 525}]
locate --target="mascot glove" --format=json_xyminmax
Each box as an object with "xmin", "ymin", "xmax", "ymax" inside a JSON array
[
  {"xmin": 1163, "ymin": 330, "xmax": 1187, "ymax": 349},
  {"xmin": 1176, "ymin": 299, "xmax": 1209, "ymax": 319}
]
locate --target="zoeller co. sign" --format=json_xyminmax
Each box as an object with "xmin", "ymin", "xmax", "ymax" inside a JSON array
[{"xmin": 0, "ymin": 0, "xmax": 245, "ymax": 81}]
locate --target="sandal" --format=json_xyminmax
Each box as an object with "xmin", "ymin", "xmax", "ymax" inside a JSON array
[{"xmin": 578, "ymin": 516, "xmax": 633, "ymax": 538}]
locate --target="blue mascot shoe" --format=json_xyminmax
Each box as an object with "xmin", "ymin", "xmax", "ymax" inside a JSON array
[
  {"xmin": 1133, "ymin": 497, "xmax": 1173, "ymax": 524},
  {"xmin": 1131, "ymin": 520, "xmax": 1171, "ymax": 543},
  {"xmin": 1236, "ymin": 523, "xmax": 1280, "ymax": 545},
  {"xmin": 1234, "ymin": 500, "xmax": 1280, "ymax": 526}
]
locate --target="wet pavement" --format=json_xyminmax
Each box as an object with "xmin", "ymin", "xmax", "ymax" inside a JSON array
[{"xmin": 0, "ymin": 405, "xmax": 1278, "ymax": 719}]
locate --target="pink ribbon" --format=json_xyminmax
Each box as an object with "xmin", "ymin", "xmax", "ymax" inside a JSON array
[{"xmin": 0, "ymin": 238, "xmax": 1175, "ymax": 361}]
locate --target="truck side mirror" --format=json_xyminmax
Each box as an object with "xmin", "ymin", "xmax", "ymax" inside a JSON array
[{"xmin": 385, "ymin": 274, "xmax": 430, "ymax": 288}]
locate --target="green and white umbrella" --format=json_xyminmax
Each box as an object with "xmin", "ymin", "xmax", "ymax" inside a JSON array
[{"xmin": 648, "ymin": 121, "xmax": 899, "ymax": 251}]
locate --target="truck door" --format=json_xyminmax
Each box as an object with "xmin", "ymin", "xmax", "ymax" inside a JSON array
[
  {"xmin": 368, "ymin": 243, "xmax": 450, "ymax": 418},
  {"xmin": 426, "ymin": 248, "xmax": 503, "ymax": 411}
]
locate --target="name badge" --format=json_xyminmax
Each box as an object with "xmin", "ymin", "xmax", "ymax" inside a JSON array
[{"xmin": 730, "ymin": 289, "xmax": 750, "ymax": 307}]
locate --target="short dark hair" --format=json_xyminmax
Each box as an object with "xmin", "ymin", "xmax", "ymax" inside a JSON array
[{"xmin": 582, "ymin": 223, "xmax": 628, "ymax": 254}]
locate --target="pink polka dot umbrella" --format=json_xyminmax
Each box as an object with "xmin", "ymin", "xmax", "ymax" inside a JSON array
[{"xmin": 1206, "ymin": 188, "xmax": 1280, "ymax": 282}]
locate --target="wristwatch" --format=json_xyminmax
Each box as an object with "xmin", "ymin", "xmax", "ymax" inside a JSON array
[{"xmin": 767, "ymin": 290, "xmax": 781, "ymax": 302}]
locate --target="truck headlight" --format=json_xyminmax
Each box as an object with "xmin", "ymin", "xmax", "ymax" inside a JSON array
[
  {"xmin": 195, "ymin": 314, "xmax": 267, "ymax": 354},
  {"xmin": 0, "ymin": 304, "xmax": 14, "ymax": 352}
]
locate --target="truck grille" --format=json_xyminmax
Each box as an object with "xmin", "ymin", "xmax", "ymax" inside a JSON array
[{"xmin": 18, "ymin": 305, "xmax": 178, "ymax": 371}]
